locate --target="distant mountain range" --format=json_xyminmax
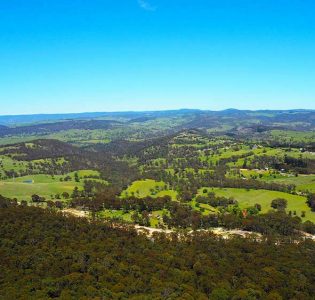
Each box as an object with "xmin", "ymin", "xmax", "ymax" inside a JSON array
[{"xmin": 0, "ymin": 109, "xmax": 314, "ymax": 126}]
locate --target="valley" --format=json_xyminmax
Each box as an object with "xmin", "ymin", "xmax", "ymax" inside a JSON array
[
  {"xmin": 1, "ymin": 109, "xmax": 314, "ymax": 234},
  {"xmin": 1, "ymin": 109, "xmax": 315, "ymax": 299}
]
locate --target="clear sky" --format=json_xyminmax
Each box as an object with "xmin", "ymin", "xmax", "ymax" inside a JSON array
[{"xmin": 0, "ymin": 0, "xmax": 314, "ymax": 115}]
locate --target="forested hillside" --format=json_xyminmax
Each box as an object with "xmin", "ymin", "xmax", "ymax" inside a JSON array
[{"xmin": 1, "ymin": 203, "xmax": 315, "ymax": 299}]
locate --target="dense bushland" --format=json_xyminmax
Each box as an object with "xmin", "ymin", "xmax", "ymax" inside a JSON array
[{"xmin": 1, "ymin": 204, "xmax": 315, "ymax": 299}]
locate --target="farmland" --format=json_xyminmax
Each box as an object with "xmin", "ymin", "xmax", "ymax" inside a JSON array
[
  {"xmin": 121, "ymin": 179, "xmax": 178, "ymax": 200},
  {"xmin": 0, "ymin": 109, "xmax": 314, "ymax": 234},
  {"xmin": 198, "ymin": 187, "xmax": 315, "ymax": 222},
  {"xmin": 266, "ymin": 174, "xmax": 315, "ymax": 192},
  {"xmin": 0, "ymin": 170, "xmax": 105, "ymax": 201}
]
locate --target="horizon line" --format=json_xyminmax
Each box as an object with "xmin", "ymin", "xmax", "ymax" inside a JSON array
[{"xmin": 0, "ymin": 108, "xmax": 314, "ymax": 118}]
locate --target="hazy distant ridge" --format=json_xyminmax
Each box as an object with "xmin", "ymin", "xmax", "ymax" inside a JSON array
[{"xmin": 0, "ymin": 109, "xmax": 313, "ymax": 126}]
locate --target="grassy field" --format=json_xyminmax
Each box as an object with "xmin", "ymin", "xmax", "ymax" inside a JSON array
[
  {"xmin": 224, "ymin": 146, "xmax": 314, "ymax": 169},
  {"xmin": 239, "ymin": 169, "xmax": 290, "ymax": 180},
  {"xmin": 0, "ymin": 156, "xmax": 28, "ymax": 175},
  {"xmin": 266, "ymin": 175, "xmax": 315, "ymax": 193},
  {"xmin": 98, "ymin": 209, "xmax": 169, "ymax": 228},
  {"xmin": 189, "ymin": 199, "xmax": 219, "ymax": 216},
  {"xmin": 198, "ymin": 187, "xmax": 315, "ymax": 222},
  {"xmin": 198, "ymin": 145, "xmax": 311, "ymax": 168},
  {"xmin": 238, "ymin": 169, "xmax": 315, "ymax": 192},
  {"xmin": 0, "ymin": 170, "xmax": 104, "ymax": 201},
  {"xmin": 0, "ymin": 155, "xmax": 69, "ymax": 178},
  {"xmin": 97, "ymin": 210, "xmax": 133, "ymax": 222},
  {"xmin": 0, "ymin": 180, "xmax": 79, "ymax": 201},
  {"xmin": 270, "ymin": 130, "xmax": 315, "ymax": 143},
  {"xmin": 121, "ymin": 179, "xmax": 178, "ymax": 200}
]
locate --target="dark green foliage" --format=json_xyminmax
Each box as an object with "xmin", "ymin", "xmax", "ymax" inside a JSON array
[
  {"xmin": 271, "ymin": 198, "xmax": 288, "ymax": 211},
  {"xmin": 31, "ymin": 194, "xmax": 46, "ymax": 203},
  {"xmin": 0, "ymin": 206, "xmax": 315, "ymax": 299},
  {"xmin": 302, "ymin": 221, "xmax": 315, "ymax": 234},
  {"xmin": 307, "ymin": 193, "xmax": 315, "ymax": 211},
  {"xmin": 0, "ymin": 195, "xmax": 18, "ymax": 208},
  {"xmin": 242, "ymin": 212, "xmax": 301, "ymax": 235},
  {"xmin": 71, "ymin": 194, "xmax": 172, "ymax": 213},
  {"xmin": 196, "ymin": 193, "xmax": 238, "ymax": 207},
  {"xmin": 0, "ymin": 120, "xmax": 119, "ymax": 137},
  {"xmin": 255, "ymin": 203, "xmax": 262, "ymax": 211}
]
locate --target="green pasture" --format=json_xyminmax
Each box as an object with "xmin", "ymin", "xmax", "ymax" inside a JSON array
[
  {"xmin": 189, "ymin": 199, "xmax": 219, "ymax": 216},
  {"xmin": 97, "ymin": 210, "xmax": 133, "ymax": 222},
  {"xmin": 238, "ymin": 169, "xmax": 315, "ymax": 192},
  {"xmin": 149, "ymin": 209, "xmax": 168, "ymax": 227},
  {"xmin": 121, "ymin": 179, "xmax": 178, "ymax": 200},
  {"xmin": 0, "ymin": 170, "xmax": 104, "ymax": 201},
  {"xmin": 48, "ymin": 129, "xmax": 111, "ymax": 145},
  {"xmin": 98, "ymin": 209, "xmax": 169, "ymax": 228},
  {"xmin": 200, "ymin": 145, "xmax": 270, "ymax": 166},
  {"xmin": 226, "ymin": 147, "xmax": 314, "ymax": 169},
  {"xmin": 0, "ymin": 155, "xmax": 70, "ymax": 178},
  {"xmin": 266, "ymin": 175, "xmax": 315, "ymax": 193},
  {"xmin": 0, "ymin": 156, "xmax": 28, "ymax": 174},
  {"xmin": 239, "ymin": 169, "xmax": 286, "ymax": 180},
  {"xmin": 198, "ymin": 187, "xmax": 315, "ymax": 222},
  {"xmin": 0, "ymin": 180, "xmax": 80, "ymax": 201},
  {"xmin": 271, "ymin": 130, "xmax": 315, "ymax": 143}
]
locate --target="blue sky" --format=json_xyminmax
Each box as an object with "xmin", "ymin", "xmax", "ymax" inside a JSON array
[{"xmin": 0, "ymin": 0, "xmax": 314, "ymax": 115}]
